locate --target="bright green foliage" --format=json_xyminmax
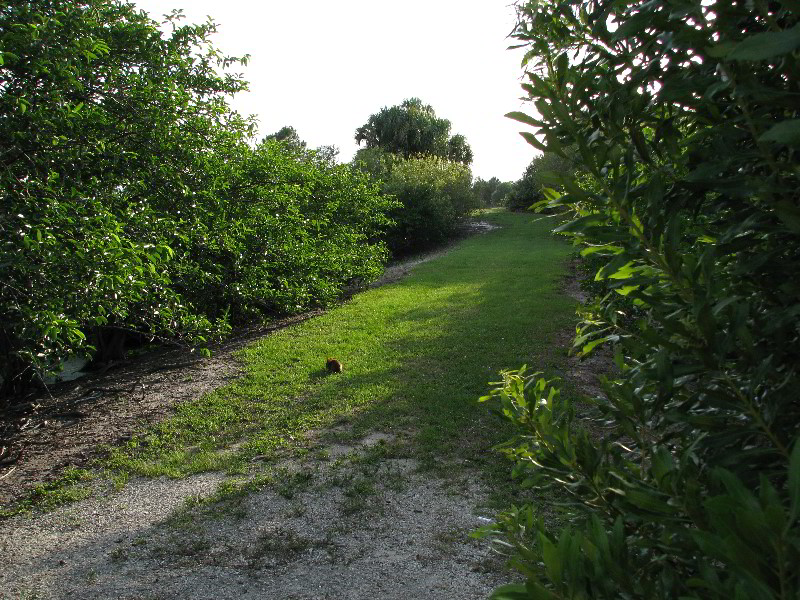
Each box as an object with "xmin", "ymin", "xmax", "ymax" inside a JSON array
[
  {"xmin": 355, "ymin": 98, "xmax": 474, "ymax": 165},
  {"xmin": 482, "ymin": 1, "xmax": 800, "ymax": 598},
  {"xmin": 382, "ymin": 156, "xmax": 476, "ymax": 255},
  {"xmin": 168, "ymin": 140, "xmax": 393, "ymax": 323},
  {"xmin": 0, "ymin": 1, "xmax": 393, "ymax": 396},
  {"xmin": 101, "ymin": 212, "xmax": 575, "ymax": 488}
]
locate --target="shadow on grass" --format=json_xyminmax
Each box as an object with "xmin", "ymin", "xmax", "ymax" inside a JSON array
[{"xmin": 98, "ymin": 210, "xmax": 576, "ymax": 493}]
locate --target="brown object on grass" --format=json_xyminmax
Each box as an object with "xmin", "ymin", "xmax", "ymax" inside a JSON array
[{"xmin": 326, "ymin": 358, "xmax": 343, "ymax": 373}]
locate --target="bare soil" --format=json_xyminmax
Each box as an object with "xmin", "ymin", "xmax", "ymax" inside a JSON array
[{"xmin": 0, "ymin": 312, "xmax": 322, "ymax": 508}]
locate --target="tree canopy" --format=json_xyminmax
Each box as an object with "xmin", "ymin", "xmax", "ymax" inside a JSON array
[
  {"xmin": 354, "ymin": 98, "xmax": 473, "ymax": 165},
  {"xmin": 0, "ymin": 1, "xmax": 393, "ymax": 397},
  {"xmin": 263, "ymin": 125, "xmax": 307, "ymax": 152}
]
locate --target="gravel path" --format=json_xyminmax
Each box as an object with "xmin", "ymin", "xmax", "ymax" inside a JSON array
[{"xmin": 1, "ymin": 440, "xmax": 507, "ymax": 599}]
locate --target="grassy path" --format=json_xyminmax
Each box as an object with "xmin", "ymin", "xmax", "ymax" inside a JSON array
[
  {"xmin": 108, "ymin": 209, "xmax": 576, "ymax": 487},
  {"xmin": 3, "ymin": 209, "xmax": 580, "ymax": 600}
]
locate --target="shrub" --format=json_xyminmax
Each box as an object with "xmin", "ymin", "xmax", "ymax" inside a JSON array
[
  {"xmin": 481, "ymin": 1, "xmax": 800, "ymax": 598},
  {"xmin": 473, "ymin": 177, "xmax": 514, "ymax": 208},
  {"xmin": 188, "ymin": 140, "xmax": 393, "ymax": 321},
  {"xmin": 382, "ymin": 156, "xmax": 476, "ymax": 255},
  {"xmin": 0, "ymin": 1, "xmax": 393, "ymax": 398}
]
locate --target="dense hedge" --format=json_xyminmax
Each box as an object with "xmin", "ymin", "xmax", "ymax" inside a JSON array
[
  {"xmin": 483, "ymin": 1, "xmax": 800, "ymax": 598},
  {"xmin": 0, "ymin": 1, "xmax": 393, "ymax": 397},
  {"xmin": 353, "ymin": 148, "xmax": 476, "ymax": 256},
  {"xmin": 506, "ymin": 152, "xmax": 575, "ymax": 211},
  {"xmin": 382, "ymin": 155, "xmax": 476, "ymax": 255}
]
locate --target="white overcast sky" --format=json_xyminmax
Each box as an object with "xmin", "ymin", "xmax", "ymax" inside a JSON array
[{"xmin": 132, "ymin": 0, "xmax": 536, "ymax": 182}]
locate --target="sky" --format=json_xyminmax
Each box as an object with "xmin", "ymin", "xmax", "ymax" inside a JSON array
[{"xmin": 132, "ymin": 0, "xmax": 537, "ymax": 182}]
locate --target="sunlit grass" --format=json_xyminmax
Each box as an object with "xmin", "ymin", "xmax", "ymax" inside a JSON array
[{"xmin": 105, "ymin": 210, "xmax": 576, "ymax": 484}]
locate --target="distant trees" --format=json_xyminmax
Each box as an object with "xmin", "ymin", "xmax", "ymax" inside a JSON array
[
  {"xmin": 446, "ymin": 134, "xmax": 474, "ymax": 165},
  {"xmin": 506, "ymin": 152, "xmax": 575, "ymax": 211},
  {"xmin": 353, "ymin": 100, "xmax": 477, "ymax": 255},
  {"xmin": 472, "ymin": 177, "xmax": 513, "ymax": 207},
  {"xmin": 0, "ymin": 1, "xmax": 393, "ymax": 398},
  {"xmin": 264, "ymin": 126, "xmax": 307, "ymax": 152},
  {"xmin": 355, "ymin": 98, "xmax": 473, "ymax": 165}
]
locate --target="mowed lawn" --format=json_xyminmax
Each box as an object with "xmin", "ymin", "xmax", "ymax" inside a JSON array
[{"xmin": 108, "ymin": 209, "xmax": 576, "ymax": 479}]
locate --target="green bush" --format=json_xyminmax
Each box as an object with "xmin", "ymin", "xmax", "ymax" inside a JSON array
[
  {"xmin": 473, "ymin": 177, "xmax": 514, "ymax": 208},
  {"xmin": 0, "ymin": 1, "xmax": 393, "ymax": 397},
  {"xmin": 481, "ymin": 1, "xmax": 800, "ymax": 598},
  {"xmin": 507, "ymin": 152, "xmax": 576, "ymax": 211},
  {"xmin": 355, "ymin": 97, "xmax": 473, "ymax": 165},
  {"xmin": 189, "ymin": 140, "xmax": 393, "ymax": 321},
  {"xmin": 382, "ymin": 156, "xmax": 476, "ymax": 255}
]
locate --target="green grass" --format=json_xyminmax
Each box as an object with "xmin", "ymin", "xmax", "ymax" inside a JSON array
[
  {"xmin": 0, "ymin": 467, "xmax": 94, "ymax": 518},
  {"xmin": 106, "ymin": 209, "xmax": 575, "ymax": 482},
  {"xmin": 14, "ymin": 209, "xmax": 575, "ymax": 514}
]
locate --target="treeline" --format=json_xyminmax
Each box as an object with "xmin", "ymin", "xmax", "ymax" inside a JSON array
[
  {"xmin": 0, "ymin": 2, "xmax": 394, "ymax": 397},
  {"xmin": 484, "ymin": 1, "xmax": 799, "ymax": 599},
  {"xmin": 351, "ymin": 98, "xmax": 479, "ymax": 255}
]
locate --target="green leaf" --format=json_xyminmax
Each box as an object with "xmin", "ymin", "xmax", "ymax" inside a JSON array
[
  {"xmin": 540, "ymin": 533, "xmax": 563, "ymax": 584},
  {"xmin": 581, "ymin": 337, "xmax": 606, "ymax": 355},
  {"xmin": 625, "ymin": 488, "xmax": 677, "ymax": 515},
  {"xmin": 705, "ymin": 42, "xmax": 736, "ymax": 58},
  {"xmin": 541, "ymin": 187, "xmax": 561, "ymax": 202},
  {"xmin": 773, "ymin": 200, "xmax": 800, "ymax": 233},
  {"xmin": 506, "ymin": 111, "xmax": 541, "ymax": 128},
  {"xmin": 519, "ymin": 131, "xmax": 547, "ymax": 153},
  {"xmin": 526, "ymin": 581, "xmax": 560, "ymax": 600},
  {"xmin": 729, "ymin": 23, "xmax": 800, "ymax": 61},
  {"xmin": 758, "ymin": 119, "xmax": 800, "ymax": 147}
]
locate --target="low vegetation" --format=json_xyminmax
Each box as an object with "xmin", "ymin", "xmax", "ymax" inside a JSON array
[
  {"xmin": 352, "ymin": 99, "xmax": 479, "ymax": 256},
  {"xmin": 103, "ymin": 211, "xmax": 574, "ymax": 485},
  {"xmin": 506, "ymin": 152, "xmax": 575, "ymax": 212}
]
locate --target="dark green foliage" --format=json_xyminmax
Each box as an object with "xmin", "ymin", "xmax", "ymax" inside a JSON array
[
  {"xmin": 0, "ymin": 1, "xmax": 393, "ymax": 397},
  {"xmin": 506, "ymin": 152, "xmax": 575, "ymax": 211},
  {"xmin": 482, "ymin": 1, "xmax": 800, "ymax": 598},
  {"xmin": 263, "ymin": 125, "xmax": 307, "ymax": 152},
  {"xmin": 473, "ymin": 177, "xmax": 514, "ymax": 207},
  {"xmin": 354, "ymin": 97, "xmax": 473, "ymax": 165}
]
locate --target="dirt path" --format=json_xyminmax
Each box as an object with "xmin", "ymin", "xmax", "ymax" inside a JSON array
[
  {"xmin": 0, "ymin": 221, "xmax": 513, "ymax": 599},
  {"xmin": 1, "ymin": 436, "xmax": 506, "ymax": 599}
]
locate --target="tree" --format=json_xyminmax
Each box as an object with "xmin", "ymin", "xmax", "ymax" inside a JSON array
[
  {"xmin": 447, "ymin": 133, "xmax": 474, "ymax": 165},
  {"xmin": 506, "ymin": 152, "xmax": 575, "ymax": 211},
  {"xmin": 490, "ymin": 181, "xmax": 513, "ymax": 206},
  {"xmin": 482, "ymin": 0, "xmax": 800, "ymax": 598},
  {"xmin": 0, "ymin": 1, "xmax": 394, "ymax": 399},
  {"xmin": 355, "ymin": 98, "xmax": 473, "ymax": 165},
  {"xmin": 473, "ymin": 177, "xmax": 513, "ymax": 207},
  {"xmin": 264, "ymin": 125, "xmax": 307, "ymax": 152}
]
